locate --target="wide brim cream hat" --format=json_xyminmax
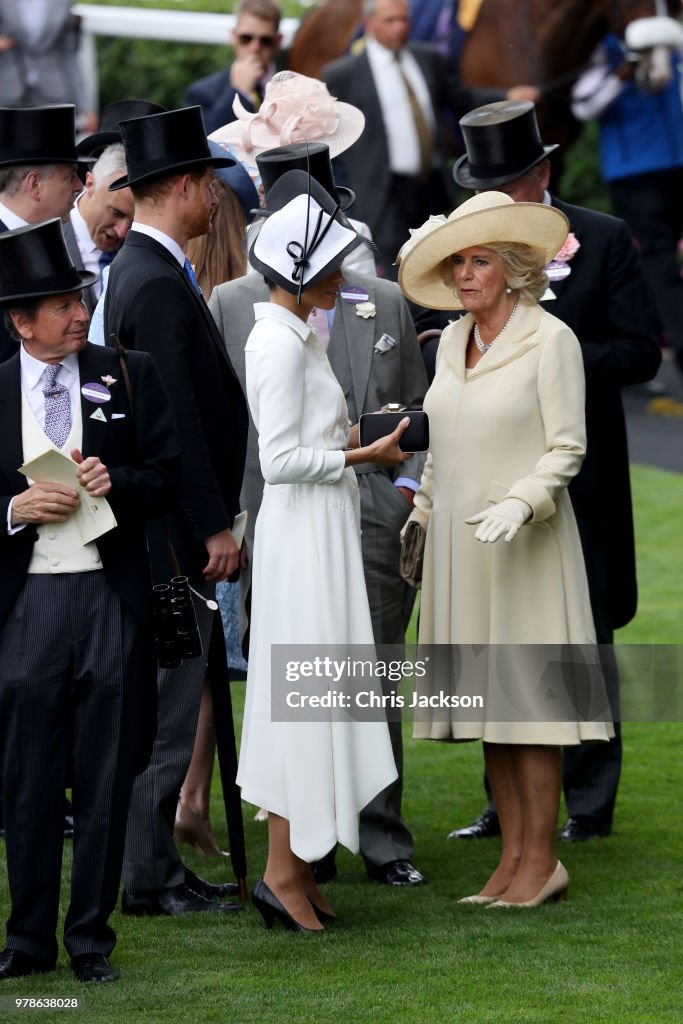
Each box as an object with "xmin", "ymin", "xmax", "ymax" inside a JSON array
[
  {"xmin": 209, "ymin": 71, "xmax": 365, "ymax": 162},
  {"xmin": 398, "ymin": 191, "xmax": 569, "ymax": 310}
]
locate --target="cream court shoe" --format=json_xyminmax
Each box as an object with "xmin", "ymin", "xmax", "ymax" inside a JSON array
[
  {"xmin": 486, "ymin": 861, "xmax": 569, "ymax": 909},
  {"xmin": 457, "ymin": 894, "xmax": 498, "ymax": 905}
]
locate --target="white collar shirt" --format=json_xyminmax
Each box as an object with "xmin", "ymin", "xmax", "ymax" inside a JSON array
[
  {"xmin": 20, "ymin": 345, "xmax": 81, "ymax": 431},
  {"xmin": 131, "ymin": 221, "xmax": 186, "ymax": 267},
  {"xmin": 0, "ymin": 201, "xmax": 28, "ymax": 231},
  {"xmin": 365, "ymin": 38, "xmax": 436, "ymax": 177},
  {"xmin": 71, "ymin": 197, "xmax": 102, "ymax": 296}
]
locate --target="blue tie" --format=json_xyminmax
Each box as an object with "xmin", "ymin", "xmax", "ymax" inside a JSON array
[
  {"xmin": 98, "ymin": 249, "xmax": 116, "ymax": 291},
  {"xmin": 183, "ymin": 258, "xmax": 203, "ymax": 296}
]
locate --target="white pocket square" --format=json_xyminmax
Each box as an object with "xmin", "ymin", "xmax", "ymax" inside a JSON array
[
  {"xmin": 374, "ymin": 333, "xmax": 397, "ymax": 353},
  {"xmin": 111, "ymin": 413, "xmax": 126, "ymax": 419}
]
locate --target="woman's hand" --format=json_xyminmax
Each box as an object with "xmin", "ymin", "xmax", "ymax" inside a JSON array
[
  {"xmin": 347, "ymin": 422, "xmax": 360, "ymax": 450},
  {"xmin": 345, "ymin": 417, "xmax": 411, "ymax": 469},
  {"xmin": 465, "ymin": 497, "xmax": 532, "ymax": 543}
]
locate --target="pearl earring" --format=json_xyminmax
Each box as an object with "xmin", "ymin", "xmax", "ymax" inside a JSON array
[{"xmin": 506, "ymin": 286, "xmax": 512, "ymax": 294}]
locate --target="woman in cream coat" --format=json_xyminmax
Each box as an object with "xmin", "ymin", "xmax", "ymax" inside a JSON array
[{"xmin": 399, "ymin": 192, "xmax": 613, "ymax": 908}]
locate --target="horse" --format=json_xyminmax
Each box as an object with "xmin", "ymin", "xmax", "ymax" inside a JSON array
[{"xmin": 288, "ymin": 0, "xmax": 680, "ymax": 154}]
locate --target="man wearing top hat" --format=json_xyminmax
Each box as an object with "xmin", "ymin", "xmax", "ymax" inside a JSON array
[
  {"xmin": 211, "ymin": 142, "xmax": 430, "ymax": 887},
  {"xmin": 0, "ymin": 219, "xmax": 179, "ymax": 982},
  {"xmin": 105, "ymin": 105, "xmax": 249, "ymax": 915},
  {"xmin": 420, "ymin": 100, "xmax": 661, "ymax": 843},
  {"xmin": 67, "ymin": 102, "xmax": 166, "ymax": 317},
  {"xmin": 0, "ymin": 104, "xmax": 87, "ymax": 364}
]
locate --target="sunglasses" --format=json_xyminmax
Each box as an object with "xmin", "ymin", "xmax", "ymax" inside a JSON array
[{"xmin": 237, "ymin": 32, "xmax": 277, "ymax": 47}]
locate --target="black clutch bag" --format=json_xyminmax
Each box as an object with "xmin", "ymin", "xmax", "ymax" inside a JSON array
[{"xmin": 359, "ymin": 410, "xmax": 429, "ymax": 452}]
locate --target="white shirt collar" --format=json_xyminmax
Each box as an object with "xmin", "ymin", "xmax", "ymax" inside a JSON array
[
  {"xmin": 254, "ymin": 301, "xmax": 312, "ymax": 341},
  {"xmin": 131, "ymin": 221, "xmax": 186, "ymax": 267},
  {"xmin": 0, "ymin": 200, "xmax": 28, "ymax": 231},
  {"xmin": 20, "ymin": 345, "xmax": 80, "ymax": 393},
  {"xmin": 366, "ymin": 38, "xmax": 402, "ymax": 64},
  {"xmin": 70, "ymin": 195, "xmax": 98, "ymax": 256}
]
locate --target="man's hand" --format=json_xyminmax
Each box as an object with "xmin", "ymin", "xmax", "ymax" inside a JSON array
[
  {"xmin": 396, "ymin": 485, "xmax": 415, "ymax": 510},
  {"xmin": 230, "ymin": 55, "xmax": 265, "ymax": 96},
  {"xmin": 71, "ymin": 449, "xmax": 112, "ymax": 496},
  {"xmin": 11, "ymin": 482, "xmax": 79, "ymax": 525},
  {"xmin": 204, "ymin": 527, "xmax": 240, "ymax": 582}
]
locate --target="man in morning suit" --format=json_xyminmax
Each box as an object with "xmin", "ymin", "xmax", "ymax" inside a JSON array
[
  {"xmin": 69, "ymin": 145, "xmax": 134, "ymax": 316},
  {"xmin": 105, "ymin": 106, "xmax": 249, "ymax": 915},
  {"xmin": 434, "ymin": 101, "xmax": 661, "ymax": 842},
  {"xmin": 182, "ymin": 0, "xmax": 283, "ymax": 134},
  {"xmin": 210, "ymin": 143, "xmax": 430, "ymax": 886},
  {"xmin": 0, "ymin": 218, "xmax": 179, "ymax": 982},
  {"xmin": 0, "ymin": 104, "xmax": 86, "ymax": 364},
  {"xmin": 323, "ymin": 0, "xmax": 537, "ymax": 277}
]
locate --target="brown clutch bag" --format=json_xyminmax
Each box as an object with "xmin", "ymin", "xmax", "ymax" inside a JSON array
[{"xmin": 399, "ymin": 520, "xmax": 426, "ymax": 589}]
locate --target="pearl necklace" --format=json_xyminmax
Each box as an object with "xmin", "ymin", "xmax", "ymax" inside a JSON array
[{"xmin": 473, "ymin": 298, "xmax": 519, "ymax": 355}]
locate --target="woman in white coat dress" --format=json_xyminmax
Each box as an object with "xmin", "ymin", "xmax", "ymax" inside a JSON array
[
  {"xmin": 398, "ymin": 192, "xmax": 613, "ymax": 909},
  {"xmin": 237, "ymin": 169, "xmax": 410, "ymax": 932}
]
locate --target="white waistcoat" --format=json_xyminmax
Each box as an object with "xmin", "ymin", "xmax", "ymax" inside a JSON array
[{"xmin": 21, "ymin": 390, "xmax": 103, "ymax": 574}]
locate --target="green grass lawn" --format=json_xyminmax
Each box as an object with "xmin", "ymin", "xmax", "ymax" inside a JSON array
[{"xmin": 1, "ymin": 465, "xmax": 681, "ymax": 1023}]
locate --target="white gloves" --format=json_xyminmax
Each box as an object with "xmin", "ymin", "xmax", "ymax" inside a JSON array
[{"xmin": 465, "ymin": 497, "xmax": 532, "ymax": 544}]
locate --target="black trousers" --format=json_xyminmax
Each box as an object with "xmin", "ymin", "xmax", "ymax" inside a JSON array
[
  {"xmin": 0, "ymin": 573, "xmax": 146, "ymax": 963},
  {"xmin": 609, "ymin": 168, "xmax": 683, "ymax": 375}
]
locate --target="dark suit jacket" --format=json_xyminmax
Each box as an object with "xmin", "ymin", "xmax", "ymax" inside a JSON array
[
  {"xmin": 0, "ymin": 342, "xmax": 179, "ymax": 631},
  {"xmin": 412, "ymin": 199, "xmax": 661, "ymax": 633},
  {"xmin": 323, "ymin": 45, "xmax": 500, "ymax": 236},
  {"xmin": 182, "ymin": 66, "xmax": 257, "ymax": 135},
  {"xmin": 104, "ymin": 229, "xmax": 248, "ymax": 581},
  {"xmin": 0, "ymin": 216, "xmax": 19, "ymax": 365}
]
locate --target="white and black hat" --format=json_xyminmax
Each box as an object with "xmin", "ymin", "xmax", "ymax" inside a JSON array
[{"xmin": 248, "ymin": 169, "xmax": 364, "ymax": 301}]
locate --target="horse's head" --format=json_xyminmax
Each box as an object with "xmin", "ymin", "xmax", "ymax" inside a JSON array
[{"xmin": 610, "ymin": 0, "xmax": 683, "ymax": 93}]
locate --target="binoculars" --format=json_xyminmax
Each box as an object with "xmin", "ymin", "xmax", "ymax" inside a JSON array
[{"xmin": 152, "ymin": 576, "xmax": 203, "ymax": 669}]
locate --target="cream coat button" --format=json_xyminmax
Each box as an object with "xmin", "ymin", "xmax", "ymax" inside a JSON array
[
  {"xmin": 47, "ymin": 532, "xmax": 57, "ymax": 540},
  {"xmin": 50, "ymin": 557, "xmax": 60, "ymax": 567}
]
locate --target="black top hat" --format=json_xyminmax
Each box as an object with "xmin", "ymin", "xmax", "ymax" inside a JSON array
[
  {"xmin": 0, "ymin": 219, "xmax": 98, "ymax": 309},
  {"xmin": 453, "ymin": 100, "xmax": 558, "ymax": 190},
  {"xmin": 109, "ymin": 106, "xmax": 235, "ymax": 191},
  {"xmin": 76, "ymin": 99, "xmax": 168, "ymax": 159},
  {"xmin": 0, "ymin": 105, "xmax": 88, "ymax": 168},
  {"xmin": 249, "ymin": 169, "xmax": 364, "ymax": 300},
  {"xmin": 256, "ymin": 143, "xmax": 355, "ymax": 212}
]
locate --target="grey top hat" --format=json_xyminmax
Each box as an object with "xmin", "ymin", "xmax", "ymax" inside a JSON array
[{"xmin": 453, "ymin": 100, "xmax": 558, "ymax": 190}]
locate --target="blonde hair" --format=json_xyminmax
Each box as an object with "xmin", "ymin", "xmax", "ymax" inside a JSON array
[
  {"xmin": 481, "ymin": 242, "xmax": 548, "ymax": 305},
  {"xmin": 185, "ymin": 179, "xmax": 248, "ymax": 300}
]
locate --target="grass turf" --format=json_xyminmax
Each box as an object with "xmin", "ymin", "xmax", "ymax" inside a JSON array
[{"xmin": 0, "ymin": 464, "xmax": 681, "ymax": 1023}]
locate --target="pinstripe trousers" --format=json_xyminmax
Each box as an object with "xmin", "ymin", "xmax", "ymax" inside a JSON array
[
  {"xmin": 0, "ymin": 573, "xmax": 146, "ymax": 964},
  {"xmin": 122, "ymin": 578, "xmax": 216, "ymax": 894}
]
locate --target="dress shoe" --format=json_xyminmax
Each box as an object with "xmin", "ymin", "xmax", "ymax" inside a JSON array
[
  {"xmin": 252, "ymin": 879, "xmax": 320, "ymax": 933},
  {"xmin": 487, "ymin": 861, "xmax": 569, "ymax": 909},
  {"xmin": 457, "ymin": 894, "xmax": 497, "ymax": 905},
  {"xmin": 184, "ymin": 867, "xmax": 239, "ymax": 901},
  {"xmin": 559, "ymin": 816, "xmax": 611, "ymax": 843},
  {"xmin": 308, "ymin": 898, "xmax": 336, "ymax": 924},
  {"xmin": 70, "ymin": 953, "xmax": 118, "ymax": 983},
  {"xmin": 311, "ymin": 848, "xmax": 338, "ymax": 884},
  {"xmin": 370, "ymin": 860, "xmax": 426, "ymax": 886},
  {"xmin": 121, "ymin": 882, "xmax": 243, "ymax": 916},
  {"xmin": 0, "ymin": 948, "xmax": 55, "ymax": 980},
  {"xmin": 447, "ymin": 809, "xmax": 501, "ymax": 840},
  {"xmin": 174, "ymin": 804, "xmax": 228, "ymax": 857}
]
